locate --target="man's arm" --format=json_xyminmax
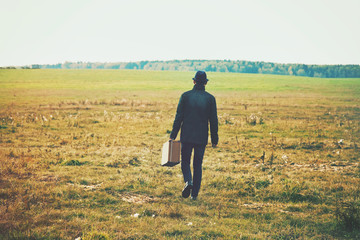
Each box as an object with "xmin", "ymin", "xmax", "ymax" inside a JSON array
[
  {"xmin": 209, "ymin": 97, "xmax": 218, "ymax": 147},
  {"xmin": 170, "ymin": 95, "xmax": 184, "ymax": 140}
]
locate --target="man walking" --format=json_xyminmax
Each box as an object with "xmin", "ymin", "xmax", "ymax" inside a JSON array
[{"xmin": 170, "ymin": 71, "xmax": 218, "ymax": 200}]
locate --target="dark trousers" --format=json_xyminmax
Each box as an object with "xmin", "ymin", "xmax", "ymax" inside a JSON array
[{"xmin": 181, "ymin": 142, "xmax": 206, "ymax": 198}]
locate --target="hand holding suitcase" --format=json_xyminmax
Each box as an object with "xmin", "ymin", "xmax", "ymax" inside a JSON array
[{"xmin": 161, "ymin": 140, "xmax": 180, "ymax": 167}]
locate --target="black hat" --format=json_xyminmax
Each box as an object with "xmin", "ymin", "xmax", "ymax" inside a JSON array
[{"xmin": 193, "ymin": 71, "xmax": 208, "ymax": 83}]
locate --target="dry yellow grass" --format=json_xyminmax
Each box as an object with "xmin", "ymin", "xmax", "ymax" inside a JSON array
[{"xmin": 0, "ymin": 69, "xmax": 359, "ymax": 239}]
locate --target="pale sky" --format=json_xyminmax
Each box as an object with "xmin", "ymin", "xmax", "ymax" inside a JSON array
[{"xmin": 1, "ymin": 0, "xmax": 360, "ymax": 66}]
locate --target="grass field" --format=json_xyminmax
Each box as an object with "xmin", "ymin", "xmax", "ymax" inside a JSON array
[{"xmin": 0, "ymin": 69, "xmax": 360, "ymax": 239}]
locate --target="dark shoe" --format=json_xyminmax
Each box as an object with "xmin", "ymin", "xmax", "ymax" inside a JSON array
[
  {"xmin": 191, "ymin": 196, "xmax": 197, "ymax": 200},
  {"xmin": 182, "ymin": 182, "xmax": 192, "ymax": 198}
]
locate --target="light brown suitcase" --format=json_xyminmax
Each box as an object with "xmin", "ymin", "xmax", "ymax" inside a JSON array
[{"xmin": 161, "ymin": 140, "xmax": 181, "ymax": 166}]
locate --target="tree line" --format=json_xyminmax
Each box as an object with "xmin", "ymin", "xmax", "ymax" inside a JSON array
[{"xmin": 5, "ymin": 60, "xmax": 360, "ymax": 78}]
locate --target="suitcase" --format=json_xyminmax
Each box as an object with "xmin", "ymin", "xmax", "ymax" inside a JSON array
[{"xmin": 161, "ymin": 140, "xmax": 181, "ymax": 166}]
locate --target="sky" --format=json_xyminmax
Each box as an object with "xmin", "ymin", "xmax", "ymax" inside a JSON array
[{"xmin": 1, "ymin": 0, "xmax": 360, "ymax": 67}]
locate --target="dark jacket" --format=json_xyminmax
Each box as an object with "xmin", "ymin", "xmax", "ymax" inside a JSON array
[{"xmin": 170, "ymin": 84, "xmax": 218, "ymax": 146}]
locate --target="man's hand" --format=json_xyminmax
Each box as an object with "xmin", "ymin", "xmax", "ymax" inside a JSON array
[
  {"xmin": 212, "ymin": 144, "xmax": 217, "ymax": 148},
  {"xmin": 169, "ymin": 138, "xmax": 175, "ymax": 141}
]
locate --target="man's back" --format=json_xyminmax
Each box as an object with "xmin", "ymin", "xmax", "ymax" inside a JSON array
[{"xmin": 170, "ymin": 84, "xmax": 218, "ymax": 146}]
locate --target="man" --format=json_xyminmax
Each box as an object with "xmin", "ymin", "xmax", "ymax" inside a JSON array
[{"xmin": 170, "ymin": 71, "xmax": 218, "ymax": 200}]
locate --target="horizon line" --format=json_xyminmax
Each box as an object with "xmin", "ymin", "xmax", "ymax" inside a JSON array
[{"xmin": 2, "ymin": 59, "xmax": 360, "ymax": 68}]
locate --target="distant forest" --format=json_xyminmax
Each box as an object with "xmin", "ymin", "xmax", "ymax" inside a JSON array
[{"xmin": 11, "ymin": 60, "xmax": 360, "ymax": 78}]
